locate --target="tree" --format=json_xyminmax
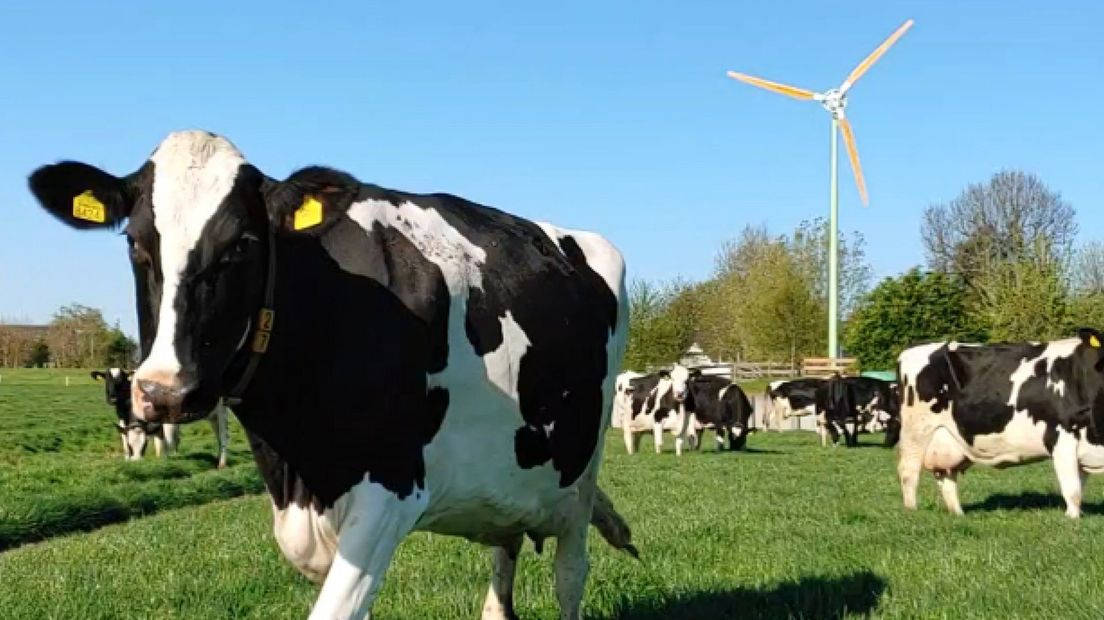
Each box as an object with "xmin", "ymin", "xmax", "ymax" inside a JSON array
[
  {"xmin": 844, "ymin": 269, "xmax": 981, "ymax": 370},
  {"xmin": 104, "ymin": 329, "xmax": 138, "ymax": 368},
  {"xmin": 623, "ymin": 279, "xmax": 697, "ymax": 370},
  {"xmin": 973, "ymin": 260, "xmax": 1070, "ymax": 342},
  {"xmin": 790, "ymin": 217, "xmax": 873, "ymax": 319},
  {"xmin": 1071, "ymin": 241, "xmax": 1104, "ymax": 295},
  {"xmin": 27, "ymin": 341, "xmax": 50, "ymax": 368},
  {"xmin": 45, "ymin": 304, "xmax": 114, "ymax": 368},
  {"xmin": 922, "ymin": 170, "xmax": 1076, "ymax": 287}
]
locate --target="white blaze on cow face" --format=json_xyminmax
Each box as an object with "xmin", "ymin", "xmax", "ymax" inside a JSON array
[
  {"xmin": 132, "ymin": 131, "xmax": 248, "ymax": 417},
  {"xmin": 668, "ymin": 365, "xmax": 691, "ymax": 402}
]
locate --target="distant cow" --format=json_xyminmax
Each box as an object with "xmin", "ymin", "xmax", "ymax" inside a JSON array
[
  {"xmin": 766, "ymin": 378, "xmax": 824, "ymax": 430},
  {"xmin": 90, "ymin": 367, "xmax": 229, "ymax": 467},
  {"xmin": 817, "ymin": 375, "xmax": 900, "ymax": 448},
  {"xmin": 618, "ymin": 367, "xmax": 694, "ymax": 455},
  {"xmin": 897, "ymin": 329, "xmax": 1104, "ymax": 518},
  {"xmin": 684, "ymin": 371, "xmax": 755, "ymax": 450}
]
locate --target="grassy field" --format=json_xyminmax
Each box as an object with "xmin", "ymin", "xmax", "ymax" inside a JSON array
[{"xmin": 3, "ymin": 370, "xmax": 1104, "ymax": 618}]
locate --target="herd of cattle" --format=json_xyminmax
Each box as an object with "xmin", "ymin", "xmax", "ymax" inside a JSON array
[
  {"xmin": 27, "ymin": 131, "xmax": 1104, "ymax": 619},
  {"xmin": 612, "ymin": 365, "xmax": 901, "ymax": 455}
]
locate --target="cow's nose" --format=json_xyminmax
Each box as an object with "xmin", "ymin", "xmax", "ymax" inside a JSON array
[{"xmin": 136, "ymin": 380, "xmax": 189, "ymax": 408}]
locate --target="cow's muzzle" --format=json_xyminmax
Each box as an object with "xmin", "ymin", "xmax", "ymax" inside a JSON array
[{"xmin": 133, "ymin": 377, "xmax": 193, "ymax": 423}]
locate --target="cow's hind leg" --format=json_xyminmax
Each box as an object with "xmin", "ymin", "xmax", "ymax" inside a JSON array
[
  {"xmin": 897, "ymin": 424, "xmax": 930, "ymax": 511},
  {"xmin": 933, "ymin": 470, "xmax": 964, "ymax": 516},
  {"xmin": 309, "ymin": 483, "xmax": 426, "ymax": 619},
  {"xmin": 482, "ymin": 536, "xmax": 523, "ymax": 620},
  {"xmin": 1053, "ymin": 430, "xmax": 1085, "ymax": 519}
]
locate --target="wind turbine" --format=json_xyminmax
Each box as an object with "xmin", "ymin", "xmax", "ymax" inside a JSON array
[{"xmin": 727, "ymin": 19, "xmax": 913, "ymax": 359}]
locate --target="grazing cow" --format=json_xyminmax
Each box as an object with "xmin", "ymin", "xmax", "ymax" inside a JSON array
[
  {"xmin": 896, "ymin": 329, "xmax": 1104, "ymax": 518},
  {"xmin": 618, "ymin": 367, "xmax": 695, "ymax": 455},
  {"xmin": 30, "ymin": 130, "xmax": 635, "ymax": 619},
  {"xmin": 683, "ymin": 371, "xmax": 755, "ymax": 450},
  {"xmin": 816, "ymin": 375, "xmax": 900, "ymax": 448},
  {"xmin": 765, "ymin": 378, "xmax": 823, "ymax": 430},
  {"xmin": 91, "ymin": 367, "xmax": 230, "ymax": 466}
]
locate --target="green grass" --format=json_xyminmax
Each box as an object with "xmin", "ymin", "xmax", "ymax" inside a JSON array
[{"xmin": 3, "ymin": 370, "xmax": 1104, "ymax": 618}]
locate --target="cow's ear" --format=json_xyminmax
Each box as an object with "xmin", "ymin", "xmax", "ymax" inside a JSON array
[
  {"xmin": 29, "ymin": 162, "xmax": 132, "ymax": 230},
  {"xmin": 90, "ymin": 371, "xmax": 105, "ymax": 382},
  {"xmin": 1077, "ymin": 328, "xmax": 1103, "ymax": 349},
  {"xmin": 658, "ymin": 370, "xmax": 671, "ymax": 379},
  {"xmin": 262, "ymin": 166, "xmax": 360, "ymax": 235}
]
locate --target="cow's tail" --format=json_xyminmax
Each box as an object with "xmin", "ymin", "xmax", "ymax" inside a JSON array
[{"xmin": 590, "ymin": 486, "xmax": 639, "ymax": 560}]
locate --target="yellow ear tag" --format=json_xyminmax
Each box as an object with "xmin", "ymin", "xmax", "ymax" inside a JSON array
[
  {"xmin": 72, "ymin": 191, "xmax": 106, "ymax": 223},
  {"xmin": 1090, "ymin": 335, "xmax": 1101, "ymax": 348},
  {"xmin": 293, "ymin": 196, "xmax": 323, "ymax": 230}
]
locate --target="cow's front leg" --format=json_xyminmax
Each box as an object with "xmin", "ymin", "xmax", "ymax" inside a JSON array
[
  {"xmin": 309, "ymin": 483, "xmax": 427, "ymax": 619},
  {"xmin": 1052, "ymin": 430, "xmax": 1085, "ymax": 519},
  {"xmin": 622, "ymin": 423, "xmax": 636, "ymax": 455},
  {"xmin": 652, "ymin": 421, "xmax": 665, "ymax": 454},
  {"xmin": 482, "ymin": 536, "xmax": 523, "ymax": 620},
  {"xmin": 208, "ymin": 407, "xmax": 230, "ymax": 468}
]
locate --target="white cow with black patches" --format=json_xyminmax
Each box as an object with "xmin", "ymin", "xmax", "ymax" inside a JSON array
[
  {"xmin": 29, "ymin": 130, "xmax": 636, "ymax": 620},
  {"xmin": 897, "ymin": 329, "xmax": 1104, "ymax": 518}
]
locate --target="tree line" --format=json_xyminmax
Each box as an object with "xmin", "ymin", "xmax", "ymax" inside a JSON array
[
  {"xmin": 627, "ymin": 169, "xmax": 1098, "ymax": 372},
  {"xmin": 0, "ymin": 304, "xmax": 137, "ymax": 369}
]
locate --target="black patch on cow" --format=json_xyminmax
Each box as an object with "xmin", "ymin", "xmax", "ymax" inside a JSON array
[
  {"xmin": 358, "ymin": 188, "xmax": 618, "ymax": 488},
  {"xmin": 233, "ymin": 214, "xmax": 453, "ymax": 510}
]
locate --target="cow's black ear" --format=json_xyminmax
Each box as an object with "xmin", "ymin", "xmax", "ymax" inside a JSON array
[
  {"xmin": 29, "ymin": 162, "xmax": 132, "ymax": 230},
  {"xmin": 90, "ymin": 371, "xmax": 105, "ymax": 382},
  {"xmin": 262, "ymin": 166, "xmax": 360, "ymax": 235},
  {"xmin": 1077, "ymin": 328, "xmax": 1103, "ymax": 349},
  {"xmin": 658, "ymin": 370, "xmax": 671, "ymax": 379}
]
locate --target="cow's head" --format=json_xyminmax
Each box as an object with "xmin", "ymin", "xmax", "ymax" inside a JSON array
[
  {"xmin": 29, "ymin": 131, "xmax": 354, "ymax": 423},
  {"xmin": 657, "ymin": 364, "xmax": 692, "ymax": 403},
  {"xmin": 91, "ymin": 367, "xmax": 131, "ymax": 407}
]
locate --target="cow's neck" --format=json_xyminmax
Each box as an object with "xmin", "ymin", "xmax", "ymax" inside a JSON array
[{"xmin": 228, "ymin": 221, "xmax": 444, "ymax": 512}]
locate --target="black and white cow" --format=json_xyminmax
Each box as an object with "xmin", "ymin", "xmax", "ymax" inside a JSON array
[
  {"xmin": 90, "ymin": 367, "xmax": 230, "ymax": 466},
  {"xmin": 29, "ymin": 130, "xmax": 635, "ymax": 619},
  {"xmin": 612, "ymin": 369, "xmax": 644, "ymax": 429},
  {"xmin": 765, "ymin": 378, "xmax": 823, "ymax": 430},
  {"xmin": 816, "ymin": 375, "xmax": 900, "ymax": 448},
  {"xmin": 616, "ymin": 366, "xmax": 694, "ymax": 455},
  {"xmin": 897, "ymin": 329, "xmax": 1104, "ymax": 518},
  {"xmin": 683, "ymin": 371, "xmax": 755, "ymax": 451}
]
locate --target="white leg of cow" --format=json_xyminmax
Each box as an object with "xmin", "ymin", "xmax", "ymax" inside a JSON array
[
  {"xmin": 309, "ymin": 483, "xmax": 426, "ymax": 620},
  {"xmin": 554, "ymin": 523, "xmax": 590, "ymax": 620},
  {"xmin": 482, "ymin": 536, "xmax": 522, "ymax": 620},
  {"xmin": 209, "ymin": 407, "xmax": 230, "ymax": 469},
  {"xmin": 897, "ymin": 425, "xmax": 928, "ymax": 511},
  {"xmin": 153, "ymin": 435, "xmax": 164, "ymax": 458},
  {"xmin": 1052, "ymin": 431, "xmax": 1084, "ymax": 519},
  {"xmin": 715, "ymin": 427, "xmax": 726, "ymax": 451},
  {"xmin": 933, "ymin": 471, "xmax": 964, "ymax": 516},
  {"xmin": 652, "ymin": 421, "xmax": 664, "ymax": 454},
  {"xmin": 622, "ymin": 424, "xmax": 636, "ymax": 455}
]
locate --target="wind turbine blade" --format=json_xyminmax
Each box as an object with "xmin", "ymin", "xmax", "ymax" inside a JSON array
[
  {"xmin": 838, "ymin": 117, "xmax": 868, "ymax": 206},
  {"xmin": 726, "ymin": 71, "xmax": 818, "ymax": 101},
  {"xmin": 841, "ymin": 19, "xmax": 913, "ymax": 92}
]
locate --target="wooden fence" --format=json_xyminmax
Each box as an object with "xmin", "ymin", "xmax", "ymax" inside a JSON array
[{"xmin": 800, "ymin": 357, "xmax": 858, "ymax": 377}]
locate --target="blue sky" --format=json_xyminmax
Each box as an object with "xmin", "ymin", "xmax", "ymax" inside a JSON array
[{"xmin": 1, "ymin": 1, "xmax": 1101, "ymax": 337}]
